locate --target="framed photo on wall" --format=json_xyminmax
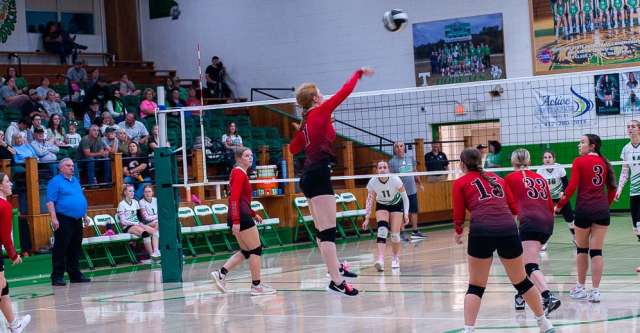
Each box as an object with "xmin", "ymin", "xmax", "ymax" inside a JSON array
[{"xmin": 594, "ymin": 73, "xmax": 621, "ymax": 115}]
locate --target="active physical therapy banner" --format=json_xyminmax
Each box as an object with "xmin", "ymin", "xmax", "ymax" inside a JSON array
[
  {"xmin": 530, "ymin": 0, "xmax": 640, "ymax": 75},
  {"xmin": 534, "ymin": 85, "xmax": 594, "ymax": 127},
  {"xmin": 412, "ymin": 13, "xmax": 506, "ymax": 86}
]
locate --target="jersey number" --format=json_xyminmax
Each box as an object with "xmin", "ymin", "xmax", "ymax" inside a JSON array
[
  {"xmin": 592, "ymin": 165, "xmax": 604, "ymax": 186},
  {"xmin": 524, "ymin": 178, "xmax": 549, "ymax": 200},
  {"xmin": 302, "ymin": 126, "xmax": 311, "ymax": 147},
  {"xmin": 381, "ymin": 190, "xmax": 391, "ymax": 198},
  {"xmin": 471, "ymin": 178, "xmax": 504, "ymax": 200}
]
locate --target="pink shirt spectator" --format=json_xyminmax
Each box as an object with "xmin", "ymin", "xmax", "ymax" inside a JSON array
[{"xmin": 139, "ymin": 100, "xmax": 158, "ymax": 118}]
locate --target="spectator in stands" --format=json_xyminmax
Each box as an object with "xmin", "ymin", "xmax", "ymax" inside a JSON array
[
  {"xmin": 36, "ymin": 77, "xmax": 51, "ymax": 100},
  {"xmin": 106, "ymin": 87, "xmax": 126, "ymax": 121},
  {"xmin": 205, "ymin": 56, "xmax": 233, "ymax": 98},
  {"xmin": 139, "ymin": 88, "xmax": 158, "ymax": 119},
  {"xmin": 47, "ymin": 114, "xmax": 66, "ymax": 147},
  {"xmin": 83, "ymin": 98, "xmax": 102, "ymax": 130},
  {"xmin": 167, "ymin": 88, "xmax": 187, "ymax": 117},
  {"xmin": 4, "ymin": 67, "xmax": 28, "ymax": 93},
  {"xmin": 99, "ymin": 112, "xmax": 119, "ymax": 134},
  {"xmin": 5, "ymin": 118, "xmax": 29, "ymax": 146},
  {"xmin": 42, "ymin": 89, "xmax": 66, "ymax": 119},
  {"xmin": 222, "ymin": 122, "xmax": 243, "ymax": 149},
  {"xmin": 64, "ymin": 121, "xmax": 81, "ymax": 149},
  {"xmin": 117, "ymin": 184, "xmax": 160, "ymax": 262},
  {"xmin": 65, "ymin": 60, "xmax": 88, "ymax": 89},
  {"xmin": 123, "ymin": 141, "xmax": 151, "ymax": 199},
  {"xmin": 31, "ymin": 128, "xmax": 59, "ymax": 176},
  {"xmin": 0, "ymin": 131, "xmax": 16, "ymax": 161},
  {"xmin": 119, "ymin": 113, "xmax": 149, "ymax": 144},
  {"xmin": 102, "ymin": 127, "xmax": 118, "ymax": 155},
  {"xmin": 164, "ymin": 77, "xmax": 177, "ymax": 94},
  {"xmin": 115, "ymin": 73, "xmax": 140, "ymax": 96},
  {"xmin": 28, "ymin": 114, "xmax": 46, "ymax": 142},
  {"xmin": 186, "ymin": 86, "xmax": 201, "ymax": 106},
  {"xmin": 0, "ymin": 78, "xmax": 27, "ymax": 108},
  {"xmin": 88, "ymin": 68, "xmax": 100, "ymax": 89},
  {"xmin": 425, "ymin": 142, "xmax": 449, "ymax": 181},
  {"xmin": 484, "ymin": 140, "xmax": 502, "ymax": 169},
  {"xmin": 43, "ymin": 21, "xmax": 87, "ymax": 65},
  {"xmin": 12, "ymin": 134, "xmax": 37, "ymax": 165},
  {"xmin": 21, "ymin": 89, "xmax": 48, "ymax": 120},
  {"xmin": 116, "ymin": 129, "xmax": 130, "ymax": 155},
  {"xmin": 147, "ymin": 125, "xmax": 165, "ymax": 153},
  {"xmin": 139, "ymin": 185, "xmax": 158, "ymax": 227},
  {"xmin": 79, "ymin": 125, "xmax": 111, "ymax": 185}
]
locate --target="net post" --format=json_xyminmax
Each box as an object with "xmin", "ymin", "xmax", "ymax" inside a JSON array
[
  {"xmin": 155, "ymin": 147, "xmax": 183, "ymax": 283},
  {"xmin": 158, "ymin": 112, "xmax": 168, "ymax": 148}
]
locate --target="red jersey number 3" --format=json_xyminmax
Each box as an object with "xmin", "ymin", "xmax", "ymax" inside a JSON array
[{"xmin": 592, "ymin": 165, "xmax": 604, "ymax": 186}]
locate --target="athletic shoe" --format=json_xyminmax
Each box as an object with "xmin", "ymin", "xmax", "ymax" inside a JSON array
[
  {"xmin": 374, "ymin": 260, "xmax": 384, "ymax": 272},
  {"xmin": 588, "ymin": 289, "xmax": 601, "ymax": 303},
  {"xmin": 8, "ymin": 314, "xmax": 31, "ymax": 333},
  {"xmin": 411, "ymin": 230, "xmax": 427, "ymax": 239},
  {"xmin": 140, "ymin": 259, "xmax": 153, "ymax": 264},
  {"xmin": 251, "ymin": 283, "xmax": 276, "ymax": 296},
  {"xmin": 544, "ymin": 295, "xmax": 562, "ymax": 315},
  {"xmin": 569, "ymin": 285, "xmax": 588, "ymax": 299},
  {"xmin": 536, "ymin": 315, "xmax": 555, "ymax": 333},
  {"xmin": 461, "ymin": 326, "xmax": 474, "ymax": 333},
  {"xmin": 340, "ymin": 261, "xmax": 358, "ymax": 278},
  {"xmin": 211, "ymin": 271, "xmax": 227, "ymax": 293},
  {"xmin": 151, "ymin": 251, "xmax": 161, "ymax": 260},
  {"xmin": 327, "ymin": 280, "xmax": 359, "ymax": 296},
  {"xmin": 514, "ymin": 294, "xmax": 525, "ymax": 310},
  {"xmin": 391, "ymin": 256, "xmax": 400, "ymax": 269},
  {"xmin": 541, "ymin": 242, "xmax": 548, "ymax": 251}
]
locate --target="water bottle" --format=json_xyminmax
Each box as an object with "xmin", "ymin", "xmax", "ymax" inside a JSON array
[{"xmin": 280, "ymin": 159, "xmax": 287, "ymax": 179}]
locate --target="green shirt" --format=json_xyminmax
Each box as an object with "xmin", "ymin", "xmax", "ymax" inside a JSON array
[{"xmin": 79, "ymin": 135, "xmax": 105, "ymax": 155}]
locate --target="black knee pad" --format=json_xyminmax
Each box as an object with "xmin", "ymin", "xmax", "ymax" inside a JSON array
[
  {"xmin": 376, "ymin": 221, "xmax": 389, "ymax": 244},
  {"xmin": 524, "ymin": 263, "xmax": 540, "ymax": 277},
  {"xmin": 1, "ymin": 282, "xmax": 8, "ymax": 296},
  {"xmin": 248, "ymin": 245, "xmax": 263, "ymax": 256},
  {"xmin": 589, "ymin": 249, "xmax": 602, "ymax": 258},
  {"xmin": 513, "ymin": 278, "xmax": 534, "ymax": 295},
  {"xmin": 317, "ymin": 227, "xmax": 337, "ymax": 243},
  {"xmin": 241, "ymin": 249, "xmax": 251, "ymax": 259},
  {"xmin": 466, "ymin": 284, "xmax": 485, "ymax": 298},
  {"xmin": 141, "ymin": 231, "xmax": 150, "ymax": 238},
  {"xmin": 576, "ymin": 247, "xmax": 589, "ymax": 254}
]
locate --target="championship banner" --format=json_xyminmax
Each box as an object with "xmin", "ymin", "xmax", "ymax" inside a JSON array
[
  {"xmin": 534, "ymin": 86, "xmax": 594, "ymax": 127},
  {"xmin": 413, "ymin": 13, "xmax": 506, "ymax": 86},
  {"xmin": 531, "ymin": 0, "xmax": 640, "ymax": 75}
]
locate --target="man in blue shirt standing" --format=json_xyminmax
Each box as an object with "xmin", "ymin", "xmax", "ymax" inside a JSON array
[{"xmin": 46, "ymin": 158, "xmax": 91, "ymax": 286}]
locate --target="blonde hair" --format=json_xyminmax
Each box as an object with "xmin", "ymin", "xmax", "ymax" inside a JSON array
[
  {"xmin": 511, "ymin": 148, "xmax": 531, "ymax": 179},
  {"xmin": 295, "ymin": 83, "xmax": 318, "ymax": 130}
]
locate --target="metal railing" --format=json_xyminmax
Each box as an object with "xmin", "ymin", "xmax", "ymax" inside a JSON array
[{"xmin": 250, "ymin": 87, "xmax": 295, "ymax": 101}]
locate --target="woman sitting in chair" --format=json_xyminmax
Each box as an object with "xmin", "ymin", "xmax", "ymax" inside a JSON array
[{"xmin": 117, "ymin": 184, "xmax": 160, "ymax": 262}]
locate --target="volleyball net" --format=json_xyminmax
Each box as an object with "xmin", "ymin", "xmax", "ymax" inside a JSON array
[{"xmin": 155, "ymin": 65, "xmax": 640, "ymax": 200}]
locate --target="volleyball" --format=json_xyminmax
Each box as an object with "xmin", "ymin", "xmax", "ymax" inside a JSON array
[{"xmin": 382, "ymin": 9, "xmax": 408, "ymax": 32}]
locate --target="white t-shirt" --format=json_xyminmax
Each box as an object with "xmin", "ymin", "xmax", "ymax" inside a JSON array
[
  {"xmin": 621, "ymin": 142, "xmax": 640, "ymax": 196},
  {"xmin": 117, "ymin": 199, "xmax": 140, "ymax": 226},
  {"xmin": 65, "ymin": 133, "xmax": 81, "ymax": 148},
  {"xmin": 537, "ymin": 164, "xmax": 566, "ymax": 200},
  {"xmin": 366, "ymin": 175, "xmax": 404, "ymax": 205},
  {"xmin": 138, "ymin": 197, "xmax": 158, "ymax": 222}
]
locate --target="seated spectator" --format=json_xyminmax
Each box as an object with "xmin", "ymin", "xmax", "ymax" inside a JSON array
[
  {"xmin": 88, "ymin": 68, "xmax": 100, "ymax": 89},
  {"xmin": 100, "ymin": 112, "xmax": 120, "ymax": 135},
  {"xmin": 5, "ymin": 118, "xmax": 29, "ymax": 146},
  {"xmin": 105, "ymin": 88, "xmax": 126, "ymax": 121},
  {"xmin": 36, "ymin": 77, "xmax": 51, "ymax": 100},
  {"xmin": 30, "ymin": 128, "xmax": 59, "ymax": 176},
  {"xmin": 42, "ymin": 21, "xmax": 87, "ymax": 64},
  {"xmin": 0, "ymin": 130, "xmax": 16, "ymax": 161},
  {"xmin": 83, "ymin": 98, "xmax": 102, "ymax": 130},
  {"xmin": 123, "ymin": 141, "xmax": 151, "ymax": 199},
  {"xmin": 0, "ymin": 78, "xmax": 28, "ymax": 108},
  {"xmin": 222, "ymin": 122, "xmax": 243, "ymax": 149},
  {"xmin": 63, "ymin": 121, "xmax": 81, "ymax": 149},
  {"xmin": 47, "ymin": 114, "xmax": 66, "ymax": 147},
  {"xmin": 42, "ymin": 89, "xmax": 67, "ymax": 118},
  {"xmin": 139, "ymin": 88, "xmax": 158, "ymax": 119},
  {"xmin": 167, "ymin": 88, "xmax": 187, "ymax": 117},
  {"xmin": 21, "ymin": 89, "xmax": 48, "ymax": 120},
  {"xmin": 28, "ymin": 114, "xmax": 46, "ymax": 142},
  {"xmin": 147, "ymin": 125, "xmax": 165, "ymax": 153},
  {"xmin": 164, "ymin": 77, "xmax": 177, "ymax": 94},
  {"xmin": 115, "ymin": 73, "xmax": 141, "ymax": 96},
  {"xmin": 119, "ymin": 113, "xmax": 149, "ymax": 144},
  {"xmin": 116, "ymin": 129, "xmax": 130, "ymax": 155},
  {"xmin": 12, "ymin": 135, "xmax": 38, "ymax": 165},
  {"xmin": 102, "ymin": 127, "xmax": 119, "ymax": 155},
  {"xmin": 117, "ymin": 184, "xmax": 160, "ymax": 262},
  {"xmin": 79, "ymin": 125, "xmax": 111, "ymax": 185},
  {"xmin": 138, "ymin": 185, "xmax": 158, "ymax": 227},
  {"xmin": 5, "ymin": 67, "xmax": 28, "ymax": 93},
  {"xmin": 65, "ymin": 61, "xmax": 87, "ymax": 89},
  {"xmin": 186, "ymin": 86, "xmax": 201, "ymax": 107}
]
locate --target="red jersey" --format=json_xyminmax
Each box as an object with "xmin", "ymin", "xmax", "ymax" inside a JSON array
[
  {"xmin": 452, "ymin": 171, "xmax": 519, "ymax": 236},
  {"xmin": 505, "ymin": 170, "xmax": 554, "ymax": 235},
  {"xmin": 290, "ymin": 69, "xmax": 364, "ymax": 167},
  {"xmin": 0, "ymin": 198, "xmax": 17, "ymax": 260},
  {"xmin": 556, "ymin": 154, "xmax": 616, "ymax": 220},
  {"xmin": 228, "ymin": 167, "xmax": 257, "ymax": 225}
]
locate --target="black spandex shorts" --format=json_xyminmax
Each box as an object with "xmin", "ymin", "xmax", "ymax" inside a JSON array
[
  {"xmin": 467, "ymin": 234, "xmax": 523, "ymax": 259},
  {"xmin": 227, "ymin": 214, "xmax": 256, "ymax": 231},
  {"xmin": 630, "ymin": 195, "xmax": 640, "ymax": 228},
  {"xmin": 519, "ymin": 231, "xmax": 551, "ymax": 244},
  {"xmin": 407, "ymin": 194, "xmax": 418, "ymax": 214},
  {"xmin": 0, "ymin": 255, "xmax": 4, "ymax": 272},
  {"xmin": 552, "ymin": 198, "xmax": 574, "ymax": 223},
  {"xmin": 376, "ymin": 201, "xmax": 403, "ymax": 213},
  {"xmin": 123, "ymin": 225, "xmax": 133, "ymax": 233},
  {"xmin": 574, "ymin": 216, "xmax": 610, "ymax": 229},
  {"xmin": 300, "ymin": 162, "xmax": 334, "ymax": 199}
]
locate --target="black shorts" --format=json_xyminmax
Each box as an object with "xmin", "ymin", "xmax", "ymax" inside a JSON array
[
  {"xmin": 630, "ymin": 195, "xmax": 640, "ymax": 227},
  {"xmin": 376, "ymin": 201, "xmax": 403, "ymax": 213},
  {"xmin": 467, "ymin": 234, "xmax": 523, "ymax": 259},
  {"xmin": 552, "ymin": 198, "xmax": 574, "ymax": 223},
  {"xmin": 574, "ymin": 216, "xmax": 610, "ymax": 228},
  {"xmin": 300, "ymin": 162, "xmax": 334, "ymax": 199},
  {"xmin": 0, "ymin": 255, "xmax": 4, "ymax": 272},
  {"xmin": 519, "ymin": 231, "xmax": 551, "ymax": 244},
  {"xmin": 407, "ymin": 194, "xmax": 418, "ymax": 214},
  {"xmin": 227, "ymin": 215, "xmax": 256, "ymax": 231},
  {"xmin": 123, "ymin": 225, "xmax": 133, "ymax": 233}
]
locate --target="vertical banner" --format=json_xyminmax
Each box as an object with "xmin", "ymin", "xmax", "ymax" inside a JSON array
[
  {"xmin": 595, "ymin": 73, "xmax": 621, "ymax": 115},
  {"xmin": 621, "ymin": 71, "xmax": 640, "ymax": 113}
]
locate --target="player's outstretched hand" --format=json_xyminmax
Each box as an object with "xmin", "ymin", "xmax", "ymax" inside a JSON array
[{"xmin": 360, "ymin": 67, "xmax": 374, "ymax": 77}]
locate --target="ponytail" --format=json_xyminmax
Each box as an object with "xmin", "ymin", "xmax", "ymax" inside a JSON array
[
  {"xmin": 511, "ymin": 148, "xmax": 531, "ymax": 185},
  {"xmin": 461, "ymin": 147, "xmax": 498, "ymax": 187},
  {"xmin": 295, "ymin": 83, "xmax": 318, "ymax": 131}
]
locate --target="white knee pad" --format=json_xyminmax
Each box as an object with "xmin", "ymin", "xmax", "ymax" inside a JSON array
[
  {"xmin": 143, "ymin": 237, "xmax": 152, "ymax": 245},
  {"xmin": 377, "ymin": 225, "xmax": 389, "ymax": 239},
  {"xmin": 390, "ymin": 232, "xmax": 401, "ymax": 243}
]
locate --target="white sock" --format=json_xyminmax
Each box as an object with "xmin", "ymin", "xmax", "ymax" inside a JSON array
[
  {"xmin": 576, "ymin": 283, "xmax": 584, "ymax": 289},
  {"xmin": 463, "ymin": 325, "xmax": 474, "ymax": 332}
]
